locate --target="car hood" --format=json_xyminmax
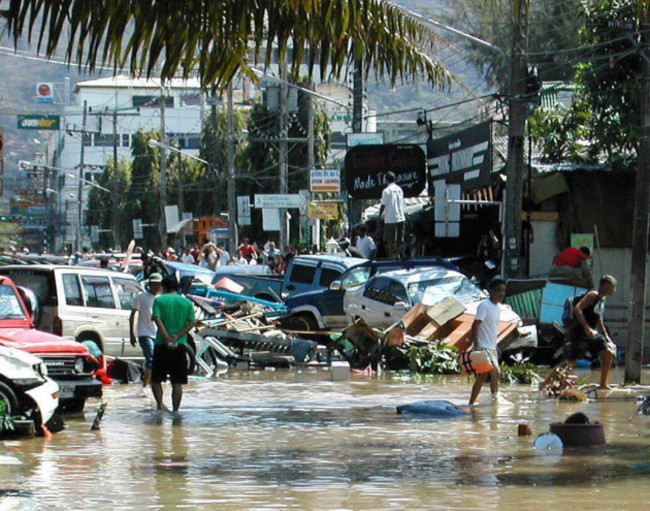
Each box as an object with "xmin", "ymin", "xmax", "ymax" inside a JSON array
[{"xmin": 0, "ymin": 327, "xmax": 90, "ymax": 355}]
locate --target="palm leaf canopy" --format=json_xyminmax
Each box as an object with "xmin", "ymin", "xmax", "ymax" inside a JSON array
[{"xmin": 1, "ymin": 0, "xmax": 451, "ymax": 89}]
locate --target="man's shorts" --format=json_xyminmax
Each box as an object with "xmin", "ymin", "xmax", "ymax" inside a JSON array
[
  {"xmin": 138, "ymin": 336, "xmax": 155, "ymax": 370},
  {"xmin": 151, "ymin": 343, "xmax": 189, "ymax": 384},
  {"xmin": 564, "ymin": 327, "xmax": 616, "ymax": 362},
  {"xmin": 384, "ymin": 222, "xmax": 405, "ymax": 245},
  {"xmin": 477, "ymin": 347, "xmax": 499, "ymax": 370}
]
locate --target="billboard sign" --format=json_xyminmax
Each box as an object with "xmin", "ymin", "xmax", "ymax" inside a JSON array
[
  {"xmin": 344, "ymin": 144, "xmax": 427, "ymax": 199},
  {"xmin": 427, "ymin": 121, "xmax": 492, "ymax": 192},
  {"xmin": 17, "ymin": 115, "xmax": 60, "ymax": 130}
]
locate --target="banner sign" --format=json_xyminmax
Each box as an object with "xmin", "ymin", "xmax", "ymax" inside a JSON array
[
  {"xmin": 426, "ymin": 121, "xmax": 491, "ymax": 192},
  {"xmin": 307, "ymin": 202, "xmax": 340, "ymax": 220},
  {"xmin": 310, "ymin": 169, "xmax": 340, "ymax": 193},
  {"xmin": 17, "ymin": 115, "xmax": 60, "ymax": 130},
  {"xmin": 344, "ymin": 144, "xmax": 426, "ymax": 199}
]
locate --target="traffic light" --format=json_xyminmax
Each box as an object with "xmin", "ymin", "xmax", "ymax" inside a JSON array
[{"xmin": 0, "ymin": 215, "xmax": 21, "ymax": 222}]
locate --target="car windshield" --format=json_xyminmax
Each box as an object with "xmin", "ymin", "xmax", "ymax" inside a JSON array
[
  {"xmin": 341, "ymin": 267, "xmax": 371, "ymax": 289},
  {"xmin": 407, "ymin": 276, "xmax": 486, "ymax": 306},
  {"xmin": 0, "ymin": 284, "xmax": 27, "ymax": 320}
]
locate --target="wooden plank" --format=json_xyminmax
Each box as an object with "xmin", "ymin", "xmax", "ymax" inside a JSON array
[{"xmin": 425, "ymin": 296, "xmax": 466, "ymax": 326}]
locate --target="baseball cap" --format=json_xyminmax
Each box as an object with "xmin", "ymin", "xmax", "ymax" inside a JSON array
[{"xmin": 148, "ymin": 273, "xmax": 163, "ymax": 283}]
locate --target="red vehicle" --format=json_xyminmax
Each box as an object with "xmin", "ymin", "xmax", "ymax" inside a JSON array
[{"xmin": 0, "ymin": 275, "xmax": 102, "ymax": 412}]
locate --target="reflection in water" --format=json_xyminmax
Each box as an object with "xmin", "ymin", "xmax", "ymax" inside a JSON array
[{"xmin": 1, "ymin": 368, "xmax": 650, "ymax": 509}]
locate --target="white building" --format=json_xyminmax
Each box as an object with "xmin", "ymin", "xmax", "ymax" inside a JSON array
[
  {"xmin": 55, "ymin": 75, "xmax": 205, "ymax": 250},
  {"xmin": 50, "ymin": 73, "xmax": 360, "ymax": 251}
]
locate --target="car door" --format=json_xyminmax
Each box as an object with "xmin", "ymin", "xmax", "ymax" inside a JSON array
[
  {"xmin": 79, "ymin": 274, "xmax": 123, "ymax": 357},
  {"xmin": 356, "ymin": 277, "xmax": 409, "ymax": 328},
  {"xmin": 283, "ymin": 260, "xmax": 319, "ymax": 298},
  {"xmin": 356, "ymin": 276, "xmax": 392, "ymax": 326},
  {"xmin": 111, "ymin": 276, "xmax": 143, "ymax": 358},
  {"xmin": 316, "ymin": 264, "xmax": 347, "ymax": 326}
]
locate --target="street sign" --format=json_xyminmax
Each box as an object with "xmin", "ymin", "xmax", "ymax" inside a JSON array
[
  {"xmin": 254, "ymin": 194, "xmax": 304, "ymax": 209},
  {"xmin": 132, "ymin": 219, "xmax": 143, "ymax": 239},
  {"xmin": 17, "ymin": 115, "xmax": 60, "ymax": 130},
  {"xmin": 237, "ymin": 196, "xmax": 251, "ymax": 226},
  {"xmin": 434, "ymin": 181, "xmax": 461, "ymax": 238},
  {"xmin": 262, "ymin": 208, "xmax": 281, "ymax": 231},
  {"xmin": 310, "ymin": 169, "xmax": 340, "ymax": 193}
]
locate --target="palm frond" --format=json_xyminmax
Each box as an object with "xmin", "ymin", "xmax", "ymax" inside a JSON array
[{"xmin": 2, "ymin": 0, "xmax": 451, "ymax": 89}]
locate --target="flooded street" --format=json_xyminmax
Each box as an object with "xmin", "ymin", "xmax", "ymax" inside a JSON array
[{"xmin": 2, "ymin": 367, "xmax": 650, "ymax": 510}]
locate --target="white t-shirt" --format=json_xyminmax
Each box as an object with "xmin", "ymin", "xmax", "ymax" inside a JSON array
[
  {"xmin": 475, "ymin": 299, "xmax": 502, "ymax": 350},
  {"xmin": 133, "ymin": 291, "xmax": 158, "ymax": 338},
  {"xmin": 355, "ymin": 235, "xmax": 376, "ymax": 258},
  {"xmin": 381, "ymin": 182, "xmax": 405, "ymax": 224},
  {"xmin": 219, "ymin": 250, "xmax": 231, "ymax": 267},
  {"xmin": 181, "ymin": 253, "xmax": 195, "ymax": 264}
]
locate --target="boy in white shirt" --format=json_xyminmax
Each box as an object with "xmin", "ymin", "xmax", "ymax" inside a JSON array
[
  {"xmin": 129, "ymin": 273, "xmax": 163, "ymax": 389},
  {"xmin": 468, "ymin": 277, "xmax": 507, "ymax": 406}
]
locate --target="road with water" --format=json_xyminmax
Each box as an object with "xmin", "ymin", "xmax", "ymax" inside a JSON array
[{"xmin": 1, "ymin": 367, "xmax": 650, "ymax": 510}]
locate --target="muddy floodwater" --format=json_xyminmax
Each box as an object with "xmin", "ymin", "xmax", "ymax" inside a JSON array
[{"xmin": 2, "ymin": 367, "xmax": 650, "ymax": 510}]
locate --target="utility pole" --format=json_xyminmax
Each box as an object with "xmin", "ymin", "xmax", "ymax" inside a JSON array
[
  {"xmin": 279, "ymin": 60, "xmax": 289, "ymax": 250},
  {"xmin": 159, "ymin": 85, "xmax": 167, "ymax": 249},
  {"xmin": 77, "ymin": 100, "xmax": 87, "ymax": 252},
  {"xmin": 625, "ymin": 8, "xmax": 650, "ymax": 384},
  {"xmin": 111, "ymin": 107, "xmax": 120, "ymax": 250},
  {"xmin": 307, "ymin": 82, "xmax": 315, "ymax": 247},
  {"xmin": 227, "ymin": 82, "xmax": 238, "ymax": 255},
  {"xmin": 503, "ymin": 2, "xmax": 529, "ymax": 279},
  {"xmin": 348, "ymin": 57, "xmax": 364, "ymax": 232}
]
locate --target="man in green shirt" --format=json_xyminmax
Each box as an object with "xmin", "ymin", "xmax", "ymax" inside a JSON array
[{"xmin": 151, "ymin": 275, "xmax": 196, "ymax": 412}]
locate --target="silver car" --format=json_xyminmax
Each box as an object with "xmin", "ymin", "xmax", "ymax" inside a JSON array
[{"xmin": 343, "ymin": 267, "xmax": 523, "ymax": 329}]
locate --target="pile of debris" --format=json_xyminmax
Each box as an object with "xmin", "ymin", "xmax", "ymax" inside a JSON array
[
  {"xmin": 328, "ymin": 297, "xmax": 520, "ymax": 371},
  {"xmin": 192, "ymin": 299, "xmax": 317, "ymax": 375}
]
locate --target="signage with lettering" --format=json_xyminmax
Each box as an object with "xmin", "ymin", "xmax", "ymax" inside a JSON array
[
  {"xmin": 17, "ymin": 115, "xmax": 60, "ymax": 130},
  {"xmin": 254, "ymin": 194, "xmax": 304, "ymax": 209},
  {"xmin": 427, "ymin": 121, "xmax": 492, "ymax": 192},
  {"xmin": 344, "ymin": 144, "xmax": 427, "ymax": 199},
  {"xmin": 346, "ymin": 132, "xmax": 385, "ymax": 148},
  {"xmin": 310, "ymin": 169, "xmax": 340, "ymax": 193},
  {"xmin": 307, "ymin": 201, "xmax": 340, "ymax": 220}
]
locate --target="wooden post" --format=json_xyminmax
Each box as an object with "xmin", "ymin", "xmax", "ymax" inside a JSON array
[{"xmin": 625, "ymin": 7, "xmax": 650, "ymax": 384}]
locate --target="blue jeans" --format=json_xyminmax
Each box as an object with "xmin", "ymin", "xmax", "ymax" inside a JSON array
[{"xmin": 138, "ymin": 336, "xmax": 155, "ymax": 370}]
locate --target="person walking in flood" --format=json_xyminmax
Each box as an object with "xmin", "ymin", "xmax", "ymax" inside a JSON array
[
  {"xmin": 378, "ymin": 171, "xmax": 405, "ymax": 259},
  {"xmin": 468, "ymin": 277, "xmax": 508, "ymax": 407},
  {"xmin": 129, "ymin": 272, "xmax": 163, "ymax": 391},
  {"xmin": 541, "ymin": 275, "xmax": 618, "ymax": 391},
  {"xmin": 151, "ymin": 275, "xmax": 196, "ymax": 413}
]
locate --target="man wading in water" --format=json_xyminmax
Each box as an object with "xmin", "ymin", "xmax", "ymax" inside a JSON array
[
  {"xmin": 468, "ymin": 277, "xmax": 509, "ymax": 407},
  {"xmin": 541, "ymin": 275, "xmax": 618, "ymax": 391},
  {"xmin": 151, "ymin": 275, "xmax": 196, "ymax": 413}
]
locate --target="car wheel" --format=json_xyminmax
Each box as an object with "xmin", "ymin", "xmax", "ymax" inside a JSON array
[
  {"xmin": 282, "ymin": 313, "xmax": 319, "ymax": 331},
  {"xmin": 0, "ymin": 381, "xmax": 19, "ymax": 417}
]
